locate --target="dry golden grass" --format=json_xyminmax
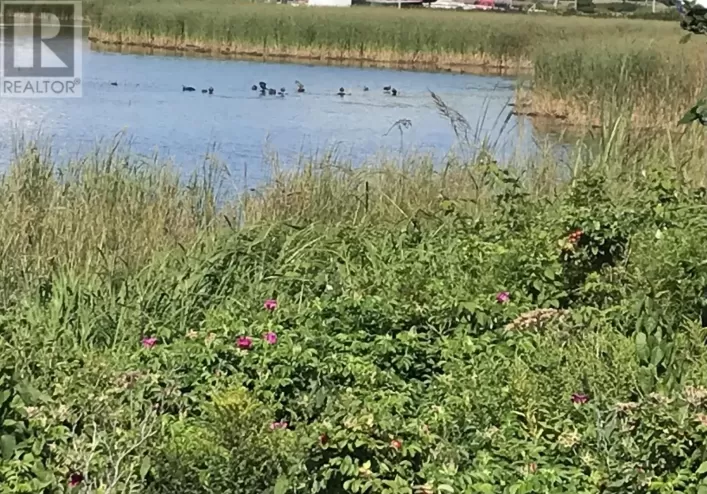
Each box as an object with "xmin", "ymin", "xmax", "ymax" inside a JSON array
[{"xmin": 514, "ymin": 89, "xmax": 693, "ymax": 130}]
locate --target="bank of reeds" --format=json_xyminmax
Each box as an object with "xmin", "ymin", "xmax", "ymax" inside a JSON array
[
  {"xmin": 0, "ymin": 143, "xmax": 222, "ymax": 303},
  {"xmin": 88, "ymin": 2, "xmax": 681, "ymax": 70},
  {"xmin": 518, "ymin": 42, "xmax": 707, "ymax": 128},
  {"xmin": 3, "ymin": 111, "xmax": 706, "ymax": 305}
]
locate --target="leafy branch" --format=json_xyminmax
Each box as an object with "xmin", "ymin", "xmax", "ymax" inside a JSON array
[{"xmin": 673, "ymin": 0, "xmax": 707, "ymax": 125}]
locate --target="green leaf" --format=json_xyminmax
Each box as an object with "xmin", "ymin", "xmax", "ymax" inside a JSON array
[
  {"xmin": 636, "ymin": 332, "xmax": 649, "ymax": 363},
  {"xmin": 1, "ymin": 434, "xmax": 16, "ymax": 460},
  {"xmin": 651, "ymin": 346, "xmax": 665, "ymax": 367},
  {"xmin": 140, "ymin": 456, "xmax": 151, "ymax": 479},
  {"xmin": 274, "ymin": 475, "xmax": 290, "ymax": 494},
  {"xmin": 637, "ymin": 367, "xmax": 655, "ymax": 394},
  {"xmin": 680, "ymin": 33, "xmax": 692, "ymax": 44},
  {"xmin": 679, "ymin": 107, "xmax": 700, "ymax": 125},
  {"xmin": 697, "ymin": 461, "xmax": 707, "ymax": 475},
  {"xmin": 543, "ymin": 267, "xmax": 555, "ymax": 280},
  {"xmin": 438, "ymin": 485, "xmax": 455, "ymax": 493}
]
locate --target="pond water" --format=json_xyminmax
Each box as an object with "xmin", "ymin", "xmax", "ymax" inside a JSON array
[{"xmin": 0, "ymin": 38, "xmax": 555, "ymax": 184}]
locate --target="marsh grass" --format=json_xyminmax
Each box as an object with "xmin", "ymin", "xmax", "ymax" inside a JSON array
[
  {"xmin": 242, "ymin": 123, "xmax": 707, "ymax": 225},
  {"xmin": 521, "ymin": 43, "xmax": 707, "ymax": 128},
  {"xmin": 89, "ymin": 2, "xmax": 681, "ymax": 69},
  {"xmin": 3, "ymin": 101, "xmax": 707, "ymax": 305},
  {"xmin": 0, "ymin": 142, "xmax": 224, "ymax": 303}
]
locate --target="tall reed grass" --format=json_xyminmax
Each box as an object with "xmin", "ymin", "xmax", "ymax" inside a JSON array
[
  {"xmin": 0, "ymin": 143, "xmax": 222, "ymax": 303},
  {"xmin": 89, "ymin": 1, "xmax": 682, "ymax": 69},
  {"xmin": 523, "ymin": 41, "xmax": 707, "ymax": 127},
  {"xmin": 3, "ymin": 107, "xmax": 706, "ymax": 306}
]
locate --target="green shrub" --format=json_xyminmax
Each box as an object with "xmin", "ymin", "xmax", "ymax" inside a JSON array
[
  {"xmin": 0, "ymin": 370, "xmax": 68, "ymax": 493},
  {"xmin": 5, "ymin": 135, "xmax": 707, "ymax": 491}
]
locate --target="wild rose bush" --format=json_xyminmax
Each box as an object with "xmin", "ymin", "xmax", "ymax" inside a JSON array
[{"xmin": 5, "ymin": 163, "xmax": 707, "ymax": 492}]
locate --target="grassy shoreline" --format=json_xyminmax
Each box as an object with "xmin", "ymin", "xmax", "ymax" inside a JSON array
[
  {"xmin": 88, "ymin": 29, "xmax": 532, "ymax": 73},
  {"xmin": 5, "ymin": 125, "xmax": 707, "ymax": 491}
]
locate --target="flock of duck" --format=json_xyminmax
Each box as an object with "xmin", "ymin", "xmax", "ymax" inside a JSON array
[
  {"xmin": 108, "ymin": 80, "xmax": 399, "ymax": 97},
  {"xmin": 250, "ymin": 81, "xmax": 399, "ymax": 97},
  {"xmin": 172, "ymin": 80, "xmax": 399, "ymax": 97}
]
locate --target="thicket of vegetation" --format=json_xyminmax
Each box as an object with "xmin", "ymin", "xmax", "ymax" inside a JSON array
[
  {"xmin": 3, "ymin": 2, "xmax": 707, "ymax": 491},
  {"xmin": 4, "ymin": 114, "xmax": 707, "ymax": 492}
]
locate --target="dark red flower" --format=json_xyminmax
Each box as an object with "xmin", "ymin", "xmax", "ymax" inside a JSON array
[
  {"xmin": 68, "ymin": 472, "xmax": 84, "ymax": 488},
  {"xmin": 571, "ymin": 393, "xmax": 589, "ymax": 405},
  {"xmin": 319, "ymin": 433, "xmax": 328, "ymax": 445},
  {"xmin": 236, "ymin": 336, "xmax": 253, "ymax": 350}
]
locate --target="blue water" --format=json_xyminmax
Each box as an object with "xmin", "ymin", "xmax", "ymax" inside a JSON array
[{"xmin": 0, "ymin": 39, "xmax": 543, "ymax": 183}]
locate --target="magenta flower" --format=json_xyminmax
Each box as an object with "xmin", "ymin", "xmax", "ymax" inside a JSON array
[
  {"xmin": 236, "ymin": 336, "xmax": 253, "ymax": 350},
  {"xmin": 263, "ymin": 331, "xmax": 278, "ymax": 345},
  {"xmin": 68, "ymin": 472, "xmax": 84, "ymax": 488},
  {"xmin": 264, "ymin": 299, "xmax": 278, "ymax": 311},
  {"xmin": 496, "ymin": 291, "xmax": 510, "ymax": 304},
  {"xmin": 142, "ymin": 337, "xmax": 157, "ymax": 349},
  {"xmin": 270, "ymin": 420, "xmax": 288, "ymax": 430},
  {"xmin": 571, "ymin": 393, "xmax": 589, "ymax": 405}
]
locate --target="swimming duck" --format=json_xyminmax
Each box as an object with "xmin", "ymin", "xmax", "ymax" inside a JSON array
[
  {"xmin": 268, "ymin": 88, "xmax": 277, "ymax": 95},
  {"xmin": 363, "ymin": 86, "xmax": 369, "ymax": 92},
  {"xmin": 295, "ymin": 80, "xmax": 305, "ymax": 93},
  {"xmin": 337, "ymin": 87, "xmax": 346, "ymax": 97},
  {"xmin": 110, "ymin": 82, "xmax": 118, "ymax": 86},
  {"xmin": 201, "ymin": 89, "xmax": 208, "ymax": 94},
  {"xmin": 259, "ymin": 81, "xmax": 268, "ymax": 91},
  {"xmin": 182, "ymin": 85, "xmax": 196, "ymax": 92},
  {"xmin": 391, "ymin": 88, "xmax": 398, "ymax": 96},
  {"xmin": 208, "ymin": 87, "xmax": 214, "ymax": 95},
  {"xmin": 383, "ymin": 85, "xmax": 391, "ymax": 92},
  {"xmin": 251, "ymin": 84, "xmax": 258, "ymax": 91}
]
